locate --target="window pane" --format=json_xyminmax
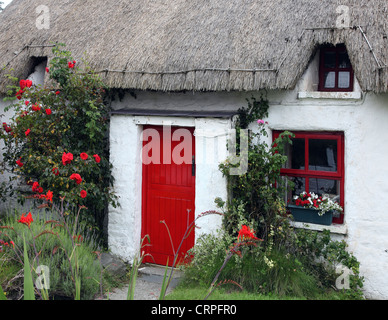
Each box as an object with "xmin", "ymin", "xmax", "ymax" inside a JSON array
[
  {"xmin": 338, "ymin": 71, "xmax": 350, "ymax": 88},
  {"xmin": 286, "ymin": 176, "xmax": 306, "ymax": 204},
  {"xmin": 324, "ymin": 72, "xmax": 336, "ymax": 88},
  {"xmin": 338, "ymin": 52, "xmax": 351, "ymax": 68},
  {"xmin": 308, "ymin": 178, "xmax": 340, "ymax": 203},
  {"xmin": 324, "ymin": 52, "xmax": 336, "ymax": 68},
  {"xmin": 308, "ymin": 139, "xmax": 337, "ymax": 172},
  {"xmin": 284, "ymin": 138, "xmax": 305, "ymax": 170}
]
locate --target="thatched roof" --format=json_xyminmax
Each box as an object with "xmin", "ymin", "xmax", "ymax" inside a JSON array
[{"xmin": 0, "ymin": 0, "xmax": 387, "ymax": 93}]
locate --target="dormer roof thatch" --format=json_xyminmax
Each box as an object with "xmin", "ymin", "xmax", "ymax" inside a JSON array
[{"xmin": 0, "ymin": 0, "xmax": 387, "ymax": 93}]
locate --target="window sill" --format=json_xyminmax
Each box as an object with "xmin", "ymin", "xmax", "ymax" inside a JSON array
[
  {"xmin": 290, "ymin": 220, "xmax": 348, "ymax": 235},
  {"xmin": 297, "ymin": 91, "xmax": 362, "ymax": 101}
]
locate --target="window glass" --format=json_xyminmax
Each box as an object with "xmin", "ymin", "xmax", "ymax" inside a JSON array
[
  {"xmin": 338, "ymin": 52, "xmax": 351, "ymax": 68},
  {"xmin": 324, "ymin": 52, "xmax": 336, "ymax": 68},
  {"xmin": 284, "ymin": 138, "xmax": 305, "ymax": 170},
  {"xmin": 338, "ymin": 71, "xmax": 350, "ymax": 88},
  {"xmin": 308, "ymin": 139, "xmax": 337, "ymax": 172},
  {"xmin": 308, "ymin": 178, "xmax": 340, "ymax": 203},
  {"xmin": 324, "ymin": 72, "xmax": 336, "ymax": 88}
]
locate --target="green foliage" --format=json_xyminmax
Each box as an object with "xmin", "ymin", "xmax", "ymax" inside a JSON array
[
  {"xmin": 0, "ymin": 43, "xmax": 118, "ymax": 231},
  {"xmin": 181, "ymin": 96, "xmax": 364, "ymax": 300},
  {"xmin": 0, "ymin": 210, "xmax": 100, "ymax": 299},
  {"xmin": 219, "ymin": 96, "xmax": 294, "ymax": 240}
]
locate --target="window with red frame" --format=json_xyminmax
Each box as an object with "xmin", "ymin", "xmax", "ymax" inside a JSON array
[
  {"xmin": 319, "ymin": 44, "xmax": 354, "ymax": 92},
  {"xmin": 273, "ymin": 131, "xmax": 345, "ymax": 224}
]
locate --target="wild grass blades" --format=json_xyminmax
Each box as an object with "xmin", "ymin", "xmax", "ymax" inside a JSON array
[
  {"xmin": 204, "ymin": 232, "xmax": 262, "ymax": 300},
  {"xmin": 22, "ymin": 234, "xmax": 35, "ymax": 300},
  {"xmin": 159, "ymin": 210, "xmax": 224, "ymax": 300},
  {"xmin": 127, "ymin": 235, "xmax": 151, "ymax": 300}
]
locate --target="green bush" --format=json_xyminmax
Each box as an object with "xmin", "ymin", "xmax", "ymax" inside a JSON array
[{"xmin": 0, "ymin": 43, "xmax": 118, "ymax": 232}]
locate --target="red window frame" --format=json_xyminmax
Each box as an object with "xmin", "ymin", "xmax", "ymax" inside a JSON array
[
  {"xmin": 273, "ymin": 131, "xmax": 345, "ymax": 224},
  {"xmin": 319, "ymin": 44, "xmax": 354, "ymax": 92}
]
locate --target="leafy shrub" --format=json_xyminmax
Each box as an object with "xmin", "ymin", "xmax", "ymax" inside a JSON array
[{"xmin": 0, "ymin": 44, "xmax": 118, "ymax": 232}]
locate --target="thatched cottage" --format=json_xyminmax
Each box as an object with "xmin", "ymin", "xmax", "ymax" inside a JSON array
[{"xmin": 1, "ymin": 0, "xmax": 388, "ymax": 299}]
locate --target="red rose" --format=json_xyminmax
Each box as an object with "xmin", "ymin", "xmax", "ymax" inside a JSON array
[
  {"xmin": 45, "ymin": 67, "xmax": 49, "ymax": 73},
  {"xmin": 32, "ymin": 181, "xmax": 40, "ymax": 192},
  {"xmin": 16, "ymin": 89, "xmax": 24, "ymax": 99},
  {"xmin": 26, "ymin": 80, "xmax": 32, "ymax": 88},
  {"xmin": 55, "ymin": 91, "xmax": 60, "ymax": 95},
  {"xmin": 62, "ymin": 152, "xmax": 73, "ymax": 165},
  {"xmin": 93, "ymin": 154, "xmax": 101, "ymax": 163},
  {"xmin": 32, "ymin": 104, "xmax": 41, "ymax": 112},
  {"xmin": 25, "ymin": 100, "xmax": 30, "ymax": 106},
  {"xmin": 25, "ymin": 128, "xmax": 31, "ymax": 136},
  {"xmin": 16, "ymin": 157, "xmax": 24, "ymax": 167},
  {"xmin": 52, "ymin": 167, "xmax": 60, "ymax": 176},
  {"xmin": 19, "ymin": 79, "xmax": 27, "ymax": 90},
  {"xmin": 70, "ymin": 173, "xmax": 82, "ymax": 185},
  {"xmin": 80, "ymin": 152, "xmax": 88, "ymax": 160},
  {"xmin": 80, "ymin": 190, "xmax": 87, "ymax": 198},
  {"xmin": 45, "ymin": 108, "xmax": 52, "ymax": 115}
]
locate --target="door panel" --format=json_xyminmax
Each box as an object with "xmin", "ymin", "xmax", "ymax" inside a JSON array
[{"xmin": 142, "ymin": 125, "xmax": 195, "ymax": 266}]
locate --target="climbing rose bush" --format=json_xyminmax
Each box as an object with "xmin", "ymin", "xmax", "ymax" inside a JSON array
[{"xmin": 0, "ymin": 44, "xmax": 118, "ymax": 229}]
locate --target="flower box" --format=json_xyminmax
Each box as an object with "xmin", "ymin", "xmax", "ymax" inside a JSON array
[{"xmin": 288, "ymin": 204, "xmax": 333, "ymax": 226}]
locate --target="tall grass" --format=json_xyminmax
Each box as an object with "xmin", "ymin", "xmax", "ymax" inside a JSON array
[{"xmin": 0, "ymin": 209, "xmax": 100, "ymax": 299}]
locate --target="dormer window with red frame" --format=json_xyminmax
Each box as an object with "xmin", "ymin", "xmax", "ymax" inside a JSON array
[{"xmin": 319, "ymin": 44, "xmax": 354, "ymax": 92}]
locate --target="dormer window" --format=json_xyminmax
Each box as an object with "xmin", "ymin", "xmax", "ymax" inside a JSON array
[{"xmin": 319, "ymin": 44, "xmax": 354, "ymax": 92}]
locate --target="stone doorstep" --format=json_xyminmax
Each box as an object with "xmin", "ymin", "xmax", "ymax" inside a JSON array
[{"xmin": 138, "ymin": 264, "xmax": 183, "ymax": 288}]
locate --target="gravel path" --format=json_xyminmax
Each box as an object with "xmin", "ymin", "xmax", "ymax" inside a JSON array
[{"xmin": 97, "ymin": 265, "xmax": 182, "ymax": 300}]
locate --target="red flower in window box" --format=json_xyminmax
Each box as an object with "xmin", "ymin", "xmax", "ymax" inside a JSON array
[{"xmin": 292, "ymin": 191, "xmax": 343, "ymax": 216}]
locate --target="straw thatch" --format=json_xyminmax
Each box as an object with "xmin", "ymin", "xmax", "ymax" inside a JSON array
[{"xmin": 0, "ymin": 0, "xmax": 387, "ymax": 93}]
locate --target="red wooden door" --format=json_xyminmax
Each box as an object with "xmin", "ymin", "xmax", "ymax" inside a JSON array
[{"xmin": 141, "ymin": 125, "xmax": 195, "ymax": 266}]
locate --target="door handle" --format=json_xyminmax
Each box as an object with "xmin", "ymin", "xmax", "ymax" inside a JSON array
[{"xmin": 192, "ymin": 155, "xmax": 195, "ymax": 176}]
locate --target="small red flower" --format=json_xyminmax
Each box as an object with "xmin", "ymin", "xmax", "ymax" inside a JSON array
[
  {"xmin": 16, "ymin": 89, "xmax": 24, "ymax": 99},
  {"xmin": 45, "ymin": 67, "xmax": 49, "ymax": 73},
  {"xmin": 18, "ymin": 212, "xmax": 34, "ymax": 228},
  {"xmin": 52, "ymin": 167, "xmax": 60, "ymax": 176},
  {"xmin": 80, "ymin": 152, "xmax": 88, "ymax": 160},
  {"xmin": 31, "ymin": 104, "xmax": 41, "ymax": 112},
  {"xmin": 45, "ymin": 190, "xmax": 53, "ymax": 202},
  {"xmin": 237, "ymin": 225, "xmax": 258, "ymax": 242},
  {"xmin": 93, "ymin": 154, "xmax": 101, "ymax": 163},
  {"xmin": 62, "ymin": 152, "xmax": 73, "ymax": 165},
  {"xmin": 32, "ymin": 181, "xmax": 40, "ymax": 192},
  {"xmin": 25, "ymin": 128, "xmax": 31, "ymax": 136},
  {"xmin": 80, "ymin": 190, "xmax": 87, "ymax": 198},
  {"xmin": 25, "ymin": 100, "xmax": 30, "ymax": 106},
  {"xmin": 55, "ymin": 91, "xmax": 60, "ymax": 95},
  {"xmin": 19, "ymin": 80, "xmax": 27, "ymax": 90},
  {"xmin": 45, "ymin": 108, "xmax": 52, "ymax": 115},
  {"xmin": 16, "ymin": 157, "xmax": 24, "ymax": 167},
  {"xmin": 70, "ymin": 173, "xmax": 82, "ymax": 185}
]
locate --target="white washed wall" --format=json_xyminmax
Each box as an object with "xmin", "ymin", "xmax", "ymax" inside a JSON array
[{"xmin": 108, "ymin": 88, "xmax": 388, "ymax": 299}]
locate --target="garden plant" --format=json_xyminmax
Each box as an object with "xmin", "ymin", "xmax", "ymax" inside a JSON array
[{"xmin": 0, "ymin": 44, "xmax": 118, "ymax": 299}]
